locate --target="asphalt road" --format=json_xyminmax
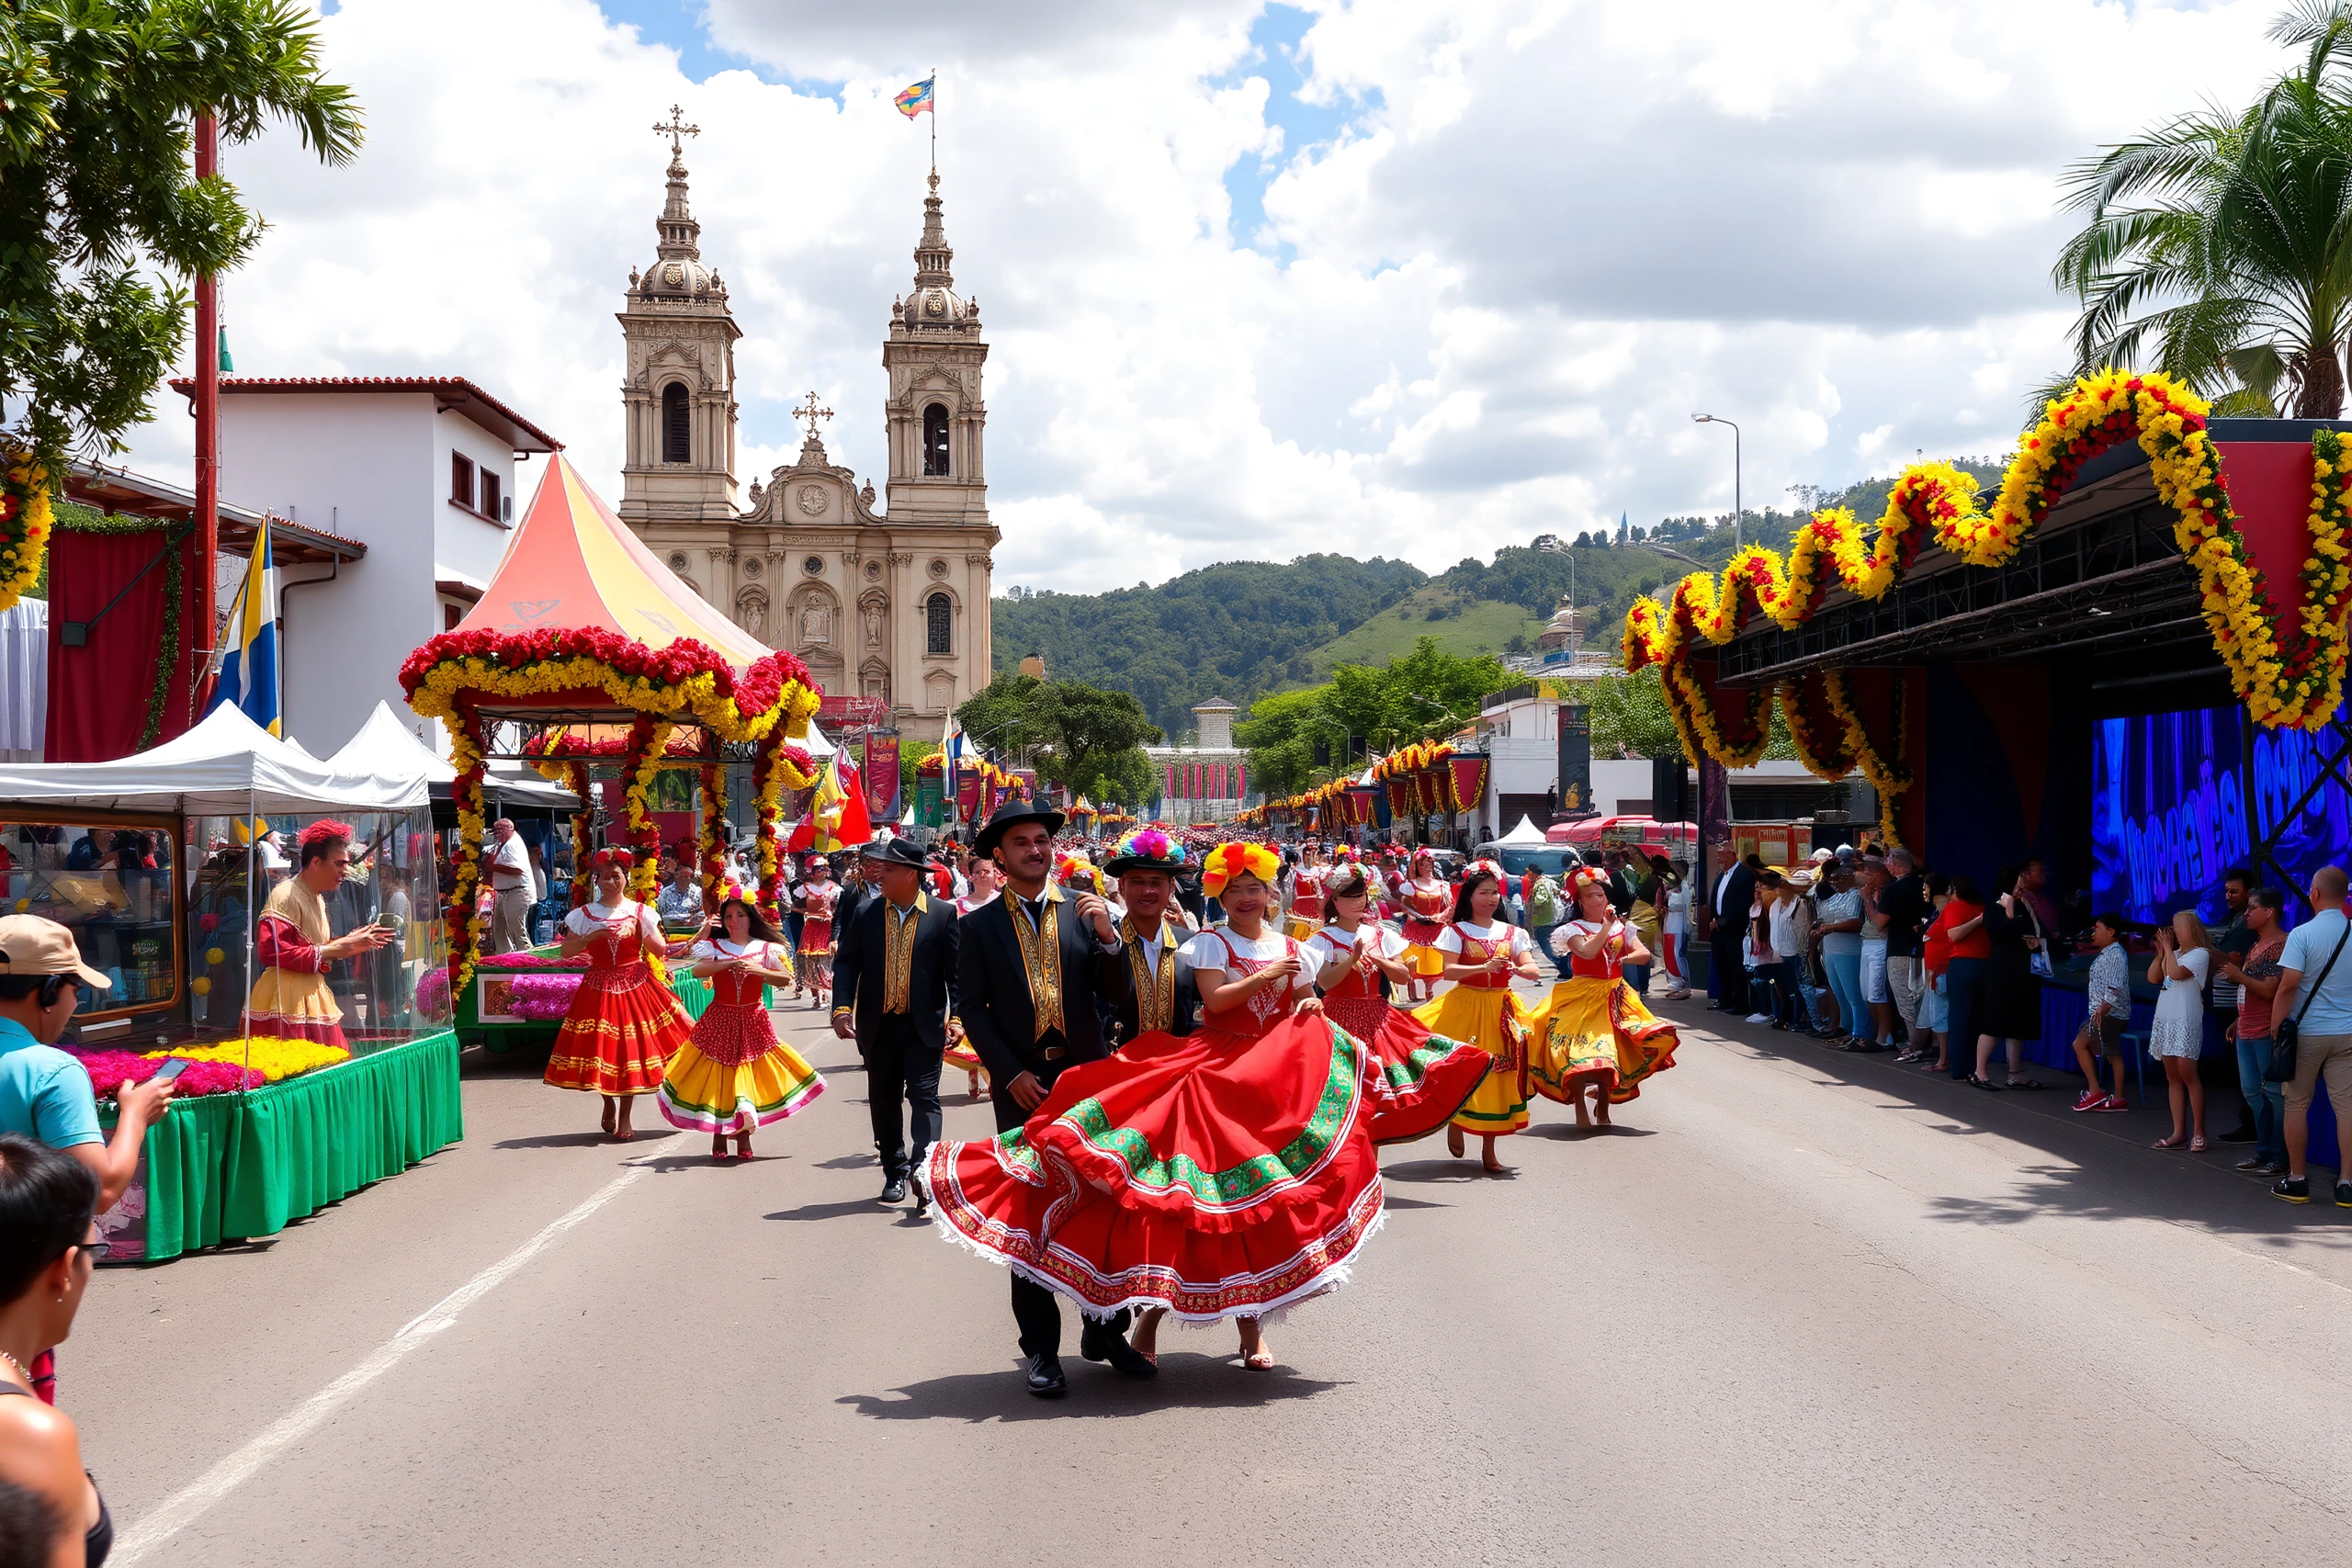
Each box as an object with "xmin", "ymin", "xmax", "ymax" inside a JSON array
[{"xmin": 67, "ymin": 988, "xmax": 2352, "ymax": 1567}]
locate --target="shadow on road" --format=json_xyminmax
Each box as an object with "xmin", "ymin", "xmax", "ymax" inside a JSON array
[
  {"xmin": 1380, "ymin": 1195, "xmax": 1451, "ymax": 1211},
  {"xmin": 1521, "ymin": 1122, "xmax": 1661, "ymax": 1141},
  {"xmin": 492, "ymin": 1129, "xmax": 679, "ymax": 1150},
  {"xmin": 814, "ymin": 1154, "xmax": 875, "ymax": 1170},
  {"xmin": 1380, "ymin": 1159, "xmax": 1509, "ymax": 1184},
  {"xmin": 837, "ymin": 1360, "xmax": 1346, "ymax": 1422},
  {"xmin": 766, "ymin": 1198, "xmax": 902, "ymax": 1223}
]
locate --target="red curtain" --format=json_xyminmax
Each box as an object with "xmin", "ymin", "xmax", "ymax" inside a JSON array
[{"xmin": 44, "ymin": 525, "xmax": 201, "ymax": 762}]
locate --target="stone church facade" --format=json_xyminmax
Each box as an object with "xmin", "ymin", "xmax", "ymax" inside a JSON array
[{"xmin": 615, "ymin": 118, "xmax": 996, "ymax": 723}]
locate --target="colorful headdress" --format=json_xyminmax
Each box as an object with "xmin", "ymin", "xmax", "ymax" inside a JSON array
[
  {"xmin": 588, "ymin": 847, "xmax": 636, "ymax": 871},
  {"xmin": 1408, "ymin": 847, "xmax": 1436, "ymax": 871},
  {"xmin": 1102, "ymin": 826, "xmax": 1185, "ymax": 878},
  {"xmin": 1465, "ymin": 857, "xmax": 1503, "ymax": 886},
  {"xmin": 1054, "ymin": 853, "xmax": 1106, "ymax": 896},
  {"xmin": 1567, "ymin": 863, "xmax": 1611, "ymax": 896},
  {"xmin": 805, "ymin": 853, "xmax": 831, "ymax": 873},
  {"xmin": 1202, "ymin": 840, "xmax": 1281, "ymax": 898}
]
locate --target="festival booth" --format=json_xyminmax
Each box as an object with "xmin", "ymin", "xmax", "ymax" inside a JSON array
[
  {"xmin": 399, "ymin": 455, "xmax": 820, "ymax": 1055},
  {"xmin": 0, "ymin": 704, "xmax": 458, "ymax": 1261},
  {"xmin": 1626, "ymin": 373, "xmax": 2352, "ymax": 1168}
]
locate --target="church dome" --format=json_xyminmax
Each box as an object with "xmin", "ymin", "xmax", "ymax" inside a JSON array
[
  {"xmin": 639, "ymin": 256, "xmax": 720, "ymax": 299},
  {"xmin": 899, "ymin": 285, "xmax": 971, "ymax": 328}
]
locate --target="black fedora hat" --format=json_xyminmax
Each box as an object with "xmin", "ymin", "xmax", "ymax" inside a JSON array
[
  {"xmin": 857, "ymin": 835, "xmax": 930, "ymax": 870},
  {"xmin": 974, "ymin": 798, "xmax": 1065, "ymax": 856}
]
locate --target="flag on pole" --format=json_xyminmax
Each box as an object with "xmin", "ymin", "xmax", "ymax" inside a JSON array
[
  {"xmin": 207, "ymin": 518, "xmax": 278, "ymax": 735},
  {"xmin": 786, "ymin": 750, "xmax": 874, "ymax": 852},
  {"xmin": 894, "ymin": 77, "xmax": 934, "ymax": 117}
]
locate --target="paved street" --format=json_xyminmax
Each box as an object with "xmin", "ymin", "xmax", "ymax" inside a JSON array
[{"xmin": 74, "ymin": 990, "xmax": 2352, "ymax": 1567}]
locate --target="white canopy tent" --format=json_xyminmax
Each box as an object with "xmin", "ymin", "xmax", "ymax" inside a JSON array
[
  {"xmin": 0, "ymin": 702, "xmax": 427, "ymax": 816},
  {"xmin": 325, "ymin": 703, "xmax": 581, "ymax": 813},
  {"xmin": 1495, "ymin": 815, "xmax": 1551, "ymax": 847}
]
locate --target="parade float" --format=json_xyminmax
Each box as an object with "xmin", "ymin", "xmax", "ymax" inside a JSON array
[
  {"xmin": 0, "ymin": 703, "xmax": 457, "ymax": 1261},
  {"xmin": 399, "ymin": 455, "xmax": 821, "ymax": 1053}
]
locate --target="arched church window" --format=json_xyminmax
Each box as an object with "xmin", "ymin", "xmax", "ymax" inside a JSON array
[
  {"xmin": 922, "ymin": 402, "xmax": 950, "ymax": 476},
  {"xmin": 926, "ymin": 592, "xmax": 952, "ymax": 654},
  {"xmin": 662, "ymin": 382, "xmax": 691, "ymax": 464}
]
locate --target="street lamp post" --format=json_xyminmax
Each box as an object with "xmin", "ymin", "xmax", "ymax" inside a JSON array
[{"xmin": 1693, "ymin": 413, "xmax": 1740, "ymax": 551}]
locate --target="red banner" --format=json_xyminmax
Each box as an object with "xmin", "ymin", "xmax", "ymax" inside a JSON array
[
  {"xmin": 864, "ymin": 732, "xmax": 900, "ymax": 823},
  {"xmin": 1446, "ymin": 755, "xmax": 1489, "ymax": 815}
]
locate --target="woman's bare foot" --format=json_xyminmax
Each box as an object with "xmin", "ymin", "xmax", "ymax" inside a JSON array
[
  {"xmin": 1573, "ymin": 1093, "xmax": 1593, "ymax": 1130},
  {"xmin": 1133, "ymin": 1307, "xmax": 1164, "ymax": 1365},
  {"xmin": 1446, "ymin": 1124, "xmax": 1465, "ymax": 1159},
  {"xmin": 601, "ymin": 1097, "xmax": 617, "ymax": 1135},
  {"xmin": 1481, "ymin": 1134, "xmax": 1507, "ymax": 1175},
  {"xmin": 1237, "ymin": 1316, "xmax": 1273, "ymax": 1371},
  {"xmin": 614, "ymin": 1100, "xmax": 636, "ymax": 1142}
]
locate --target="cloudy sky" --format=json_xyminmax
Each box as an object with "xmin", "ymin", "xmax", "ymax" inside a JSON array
[{"xmin": 127, "ymin": 0, "xmax": 2289, "ymax": 592}]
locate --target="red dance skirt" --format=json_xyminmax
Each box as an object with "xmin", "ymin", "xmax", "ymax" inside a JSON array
[
  {"xmin": 1322, "ymin": 994, "xmax": 1493, "ymax": 1145},
  {"xmin": 544, "ymin": 961, "xmax": 691, "ymax": 1096},
  {"xmin": 926, "ymin": 1015, "xmax": 1385, "ymax": 1323}
]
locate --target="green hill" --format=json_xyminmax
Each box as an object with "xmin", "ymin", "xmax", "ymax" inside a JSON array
[
  {"xmin": 1306, "ymin": 585, "xmax": 1544, "ymax": 671},
  {"xmin": 989, "ymin": 554, "xmax": 1426, "ymax": 737}
]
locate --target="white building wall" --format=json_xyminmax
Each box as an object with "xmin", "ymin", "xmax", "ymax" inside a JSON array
[{"xmin": 215, "ymin": 393, "xmax": 526, "ymax": 755}]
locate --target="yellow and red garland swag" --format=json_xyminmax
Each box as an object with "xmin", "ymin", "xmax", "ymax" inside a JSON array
[
  {"xmin": 751, "ymin": 738, "xmax": 820, "ymax": 922},
  {"xmin": 0, "ymin": 451, "xmax": 54, "ymax": 615},
  {"xmin": 1626, "ymin": 372, "xmax": 2352, "ymax": 760},
  {"xmin": 697, "ymin": 763, "xmax": 729, "ymax": 908}
]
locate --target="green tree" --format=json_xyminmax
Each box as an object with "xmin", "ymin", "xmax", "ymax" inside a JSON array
[
  {"xmin": 2049, "ymin": 1, "xmax": 2352, "ymax": 416},
  {"xmin": 0, "ymin": 1, "xmax": 364, "ymax": 465},
  {"xmin": 1235, "ymin": 684, "xmax": 1346, "ymax": 795},
  {"xmin": 956, "ymin": 673, "xmax": 1048, "ymax": 755},
  {"xmin": 1580, "ymin": 668, "xmax": 1796, "ymax": 762},
  {"xmin": 956, "ymin": 676, "xmax": 1163, "ymax": 798}
]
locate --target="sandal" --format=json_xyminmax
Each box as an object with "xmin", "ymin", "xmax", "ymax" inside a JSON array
[
  {"xmin": 2153, "ymin": 1134, "xmax": 2188, "ymax": 1150},
  {"xmin": 2006, "ymin": 1077, "xmax": 2044, "ymax": 1090},
  {"xmin": 1968, "ymin": 1076, "xmax": 2003, "ymax": 1091},
  {"xmin": 2188, "ymin": 1136, "xmax": 2208, "ymax": 1153}
]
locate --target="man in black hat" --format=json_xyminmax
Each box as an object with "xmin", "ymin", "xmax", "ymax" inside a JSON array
[
  {"xmin": 1099, "ymin": 829, "xmax": 1199, "ymax": 1046},
  {"xmin": 954, "ymin": 797, "xmax": 1154, "ymax": 1396},
  {"xmin": 831, "ymin": 837, "xmax": 960, "ymax": 1210}
]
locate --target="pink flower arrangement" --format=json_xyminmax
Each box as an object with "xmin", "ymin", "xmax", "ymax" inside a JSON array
[
  {"xmin": 478, "ymin": 951, "xmax": 571, "ymax": 969},
  {"xmin": 415, "ymin": 966, "xmax": 449, "ymax": 1016},
  {"xmin": 503, "ymin": 972, "xmax": 582, "ymax": 1021},
  {"xmin": 68, "ymin": 1049, "xmax": 263, "ymax": 1099}
]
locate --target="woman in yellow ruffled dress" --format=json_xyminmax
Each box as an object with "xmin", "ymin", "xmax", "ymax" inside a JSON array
[
  {"xmin": 1411, "ymin": 862, "xmax": 1540, "ymax": 1173},
  {"xmin": 658, "ymin": 896, "xmax": 825, "ymax": 1158},
  {"xmin": 1525, "ymin": 867, "xmax": 1680, "ymax": 1129}
]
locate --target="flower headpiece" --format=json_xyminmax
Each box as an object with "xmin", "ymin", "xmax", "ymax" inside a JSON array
[
  {"xmin": 588, "ymin": 847, "xmax": 635, "ymax": 871},
  {"xmin": 1465, "ymin": 857, "xmax": 1503, "ymax": 886},
  {"xmin": 1409, "ymin": 847, "xmax": 1435, "ymax": 871},
  {"xmin": 805, "ymin": 854, "xmax": 831, "ymax": 874},
  {"xmin": 1103, "ymin": 825, "xmax": 1184, "ymax": 876},
  {"xmin": 1054, "ymin": 853, "xmax": 1106, "ymax": 895},
  {"xmin": 1202, "ymin": 840, "xmax": 1281, "ymax": 898},
  {"xmin": 1567, "ymin": 863, "xmax": 1611, "ymax": 896}
]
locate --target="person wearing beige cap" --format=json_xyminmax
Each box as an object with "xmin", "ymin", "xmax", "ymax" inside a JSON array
[{"xmin": 0, "ymin": 916, "xmax": 175, "ymax": 1215}]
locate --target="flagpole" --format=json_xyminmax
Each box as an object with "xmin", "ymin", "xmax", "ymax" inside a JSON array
[{"xmin": 931, "ymin": 65, "xmax": 938, "ymax": 175}]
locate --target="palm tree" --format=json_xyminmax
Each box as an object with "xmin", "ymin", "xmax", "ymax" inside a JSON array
[{"xmin": 2047, "ymin": 1, "xmax": 2352, "ymax": 417}]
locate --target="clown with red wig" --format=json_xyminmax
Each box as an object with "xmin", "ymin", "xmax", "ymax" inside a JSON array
[
  {"xmin": 246, "ymin": 820, "xmax": 391, "ymax": 1048},
  {"xmin": 548, "ymin": 846, "xmax": 695, "ymax": 1141},
  {"xmin": 928, "ymin": 840, "xmax": 1387, "ymax": 1374}
]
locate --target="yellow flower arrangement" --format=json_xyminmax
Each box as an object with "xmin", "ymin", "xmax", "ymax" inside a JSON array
[
  {"xmin": 1819, "ymin": 670, "xmax": 1913, "ymax": 848},
  {"xmin": 152, "ymin": 1036, "xmax": 351, "ymax": 1082},
  {"xmin": 0, "ymin": 454, "xmax": 54, "ymax": 615}
]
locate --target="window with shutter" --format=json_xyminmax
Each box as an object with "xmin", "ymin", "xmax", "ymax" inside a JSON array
[
  {"xmin": 450, "ymin": 452, "xmax": 475, "ymax": 507},
  {"xmin": 662, "ymin": 383, "xmax": 691, "ymax": 464},
  {"xmin": 926, "ymin": 592, "xmax": 952, "ymax": 654}
]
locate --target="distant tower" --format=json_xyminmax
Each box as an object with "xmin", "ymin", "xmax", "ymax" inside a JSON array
[
  {"xmin": 617, "ymin": 106, "xmax": 741, "ymax": 538},
  {"xmin": 1193, "ymin": 697, "xmax": 1238, "ymax": 750}
]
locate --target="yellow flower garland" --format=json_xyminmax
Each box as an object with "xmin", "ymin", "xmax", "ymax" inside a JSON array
[
  {"xmin": 150, "ymin": 1037, "xmax": 351, "ymax": 1082},
  {"xmin": 0, "ymin": 456, "xmax": 53, "ymax": 615}
]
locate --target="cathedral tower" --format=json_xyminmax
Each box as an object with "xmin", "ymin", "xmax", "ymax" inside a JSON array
[{"xmin": 616, "ymin": 107, "xmax": 741, "ymax": 547}]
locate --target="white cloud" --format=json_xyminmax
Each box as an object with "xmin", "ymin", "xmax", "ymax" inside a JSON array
[{"xmin": 119, "ymin": 0, "xmax": 2292, "ymax": 592}]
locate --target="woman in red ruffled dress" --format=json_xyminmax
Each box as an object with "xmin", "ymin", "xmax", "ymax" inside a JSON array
[
  {"xmin": 546, "ymin": 848, "xmax": 694, "ymax": 1142},
  {"xmin": 1305, "ymin": 863, "xmax": 1490, "ymax": 1144},
  {"xmin": 1396, "ymin": 849, "xmax": 1453, "ymax": 1003},
  {"xmin": 927, "ymin": 841, "xmax": 1385, "ymax": 1374}
]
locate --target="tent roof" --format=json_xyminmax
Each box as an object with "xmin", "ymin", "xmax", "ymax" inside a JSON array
[
  {"xmin": 1495, "ymin": 815, "xmax": 1551, "ymax": 845},
  {"xmin": 329, "ymin": 703, "xmax": 590, "ymax": 811},
  {"xmin": 0, "ymin": 703, "xmax": 428, "ymax": 817},
  {"xmin": 452, "ymin": 454, "xmax": 771, "ymax": 671}
]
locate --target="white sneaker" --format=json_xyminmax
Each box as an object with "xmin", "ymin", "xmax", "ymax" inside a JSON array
[{"xmin": 1744, "ymin": 1011, "xmax": 1772, "ymax": 1024}]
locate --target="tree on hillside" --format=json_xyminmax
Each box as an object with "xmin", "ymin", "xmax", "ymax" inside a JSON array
[
  {"xmin": 955, "ymin": 675, "xmax": 1163, "ymax": 801},
  {"xmin": 1234, "ymin": 686, "xmax": 1346, "ymax": 795},
  {"xmin": 1238, "ymin": 637, "xmax": 1510, "ymax": 792},
  {"xmin": 0, "ymin": 1, "xmax": 364, "ymax": 465},
  {"xmin": 2049, "ymin": 0, "xmax": 2352, "ymax": 416}
]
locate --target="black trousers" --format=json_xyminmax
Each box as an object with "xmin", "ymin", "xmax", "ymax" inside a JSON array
[
  {"xmin": 859, "ymin": 1014, "xmax": 943, "ymax": 1181},
  {"xmin": 991, "ymin": 1037, "xmax": 1128, "ymax": 1358},
  {"xmin": 1710, "ymin": 923, "xmax": 1750, "ymax": 1010}
]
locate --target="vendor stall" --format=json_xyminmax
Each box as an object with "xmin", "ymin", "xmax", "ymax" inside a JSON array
[
  {"xmin": 398, "ymin": 455, "xmax": 821, "ymax": 1053},
  {"xmin": 0, "ymin": 702, "xmax": 458, "ymax": 1261}
]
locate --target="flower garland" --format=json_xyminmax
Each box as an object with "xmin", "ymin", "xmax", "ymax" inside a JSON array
[
  {"xmin": 523, "ymin": 726, "xmax": 706, "ymax": 781},
  {"xmin": 563, "ymin": 760, "xmax": 594, "ymax": 909},
  {"xmin": 443, "ymin": 712, "xmax": 491, "ymax": 999},
  {"xmin": 621, "ymin": 716, "xmax": 673, "ymax": 904},
  {"xmin": 697, "ymin": 761, "xmax": 727, "ymax": 914},
  {"xmin": 1778, "ymin": 672, "xmax": 1856, "ymax": 778},
  {"xmin": 751, "ymin": 737, "xmax": 820, "ymax": 922},
  {"xmin": 1821, "ymin": 669, "xmax": 1913, "ymax": 848},
  {"xmin": 153, "ymin": 1036, "xmax": 351, "ymax": 1083},
  {"xmin": 0, "ymin": 452, "xmax": 52, "ymax": 615},
  {"xmin": 401, "ymin": 626, "xmax": 820, "ymax": 746},
  {"xmin": 1624, "ymin": 370, "xmax": 2352, "ymax": 759},
  {"xmin": 69, "ymin": 1048, "xmax": 263, "ymax": 1099}
]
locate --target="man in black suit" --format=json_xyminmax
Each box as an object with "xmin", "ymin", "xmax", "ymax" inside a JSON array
[
  {"xmin": 954, "ymin": 799, "xmax": 1154, "ymax": 1397},
  {"xmin": 1704, "ymin": 849, "xmax": 1760, "ymax": 1014},
  {"xmin": 1099, "ymin": 829, "xmax": 1200, "ymax": 1045},
  {"xmin": 831, "ymin": 837, "xmax": 960, "ymax": 1211}
]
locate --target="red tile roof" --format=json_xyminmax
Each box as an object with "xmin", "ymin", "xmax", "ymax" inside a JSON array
[{"xmin": 166, "ymin": 375, "xmax": 560, "ymax": 453}]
